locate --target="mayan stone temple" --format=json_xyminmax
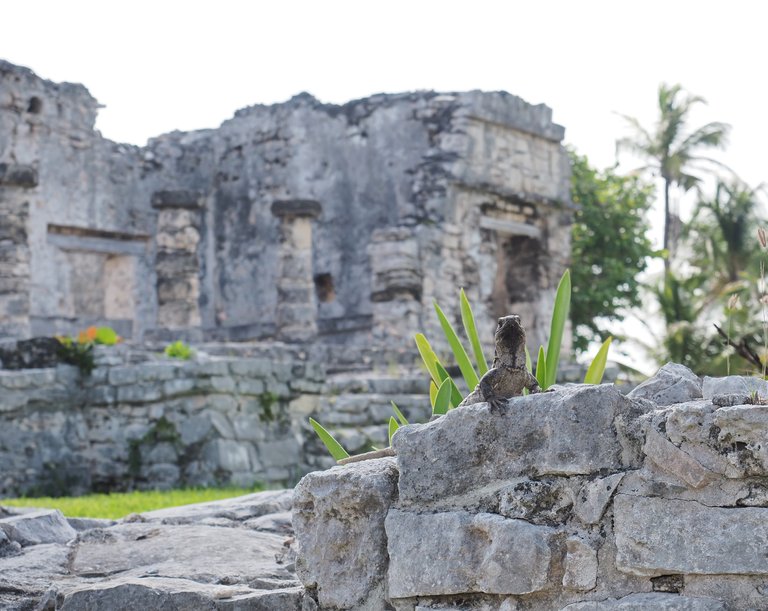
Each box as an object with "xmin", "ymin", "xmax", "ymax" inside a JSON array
[{"xmin": 0, "ymin": 60, "xmax": 571, "ymax": 353}]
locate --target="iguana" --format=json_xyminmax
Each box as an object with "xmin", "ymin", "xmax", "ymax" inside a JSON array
[{"xmin": 458, "ymin": 314, "xmax": 540, "ymax": 411}]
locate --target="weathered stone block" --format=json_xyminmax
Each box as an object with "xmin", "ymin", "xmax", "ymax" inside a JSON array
[
  {"xmin": 628, "ymin": 362, "xmax": 702, "ymax": 406},
  {"xmin": 615, "ymin": 495, "xmax": 768, "ymax": 576},
  {"xmin": 643, "ymin": 428, "xmax": 716, "ymax": 488},
  {"xmin": 394, "ymin": 385, "xmax": 644, "ymax": 504},
  {"xmin": 563, "ymin": 536, "xmax": 598, "ymax": 591},
  {"xmin": 0, "ymin": 510, "xmax": 76, "ymax": 546},
  {"xmin": 203, "ymin": 440, "xmax": 251, "ymax": 473},
  {"xmin": 712, "ymin": 404, "xmax": 768, "ymax": 475},
  {"xmin": 108, "ymin": 366, "xmax": 139, "ymax": 386},
  {"xmin": 574, "ymin": 472, "xmax": 624, "ymax": 525},
  {"xmin": 561, "ymin": 593, "xmax": 725, "ymax": 610},
  {"xmin": 293, "ymin": 458, "xmax": 398, "ymax": 610},
  {"xmin": 702, "ymin": 375, "xmax": 768, "ymax": 399},
  {"xmin": 386, "ymin": 509, "xmax": 553, "ymax": 597},
  {"xmin": 258, "ymin": 438, "xmax": 300, "ymax": 469}
]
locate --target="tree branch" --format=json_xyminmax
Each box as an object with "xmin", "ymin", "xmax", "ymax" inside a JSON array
[{"xmin": 714, "ymin": 323, "xmax": 763, "ymax": 370}]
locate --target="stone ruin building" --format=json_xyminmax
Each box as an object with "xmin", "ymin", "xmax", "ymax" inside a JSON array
[
  {"xmin": 0, "ymin": 59, "xmax": 572, "ymax": 497},
  {"xmin": 0, "ymin": 59, "xmax": 572, "ymax": 358}
]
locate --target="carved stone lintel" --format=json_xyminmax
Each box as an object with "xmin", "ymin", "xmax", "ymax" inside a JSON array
[
  {"xmin": 271, "ymin": 199, "xmax": 321, "ymax": 220},
  {"xmin": 151, "ymin": 190, "xmax": 204, "ymax": 210}
]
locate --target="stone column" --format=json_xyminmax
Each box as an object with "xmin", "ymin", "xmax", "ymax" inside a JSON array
[
  {"xmin": 369, "ymin": 227, "xmax": 423, "ymax": 349},
  {"xmin": 0, "ymin": 164, "xmax": 37, "ymax": 339},
  {"xmin": 151, "ymin": 190, "xmax": 204, "ymax": 331},
  {"xmin": 271, "ymin": 199, "xmax": 321, "ymax": 343}
]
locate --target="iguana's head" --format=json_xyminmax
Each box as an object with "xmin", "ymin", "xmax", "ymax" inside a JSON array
[{"xmin": 494, "ymin": 315, "xmax": 525, "ymax": 347}]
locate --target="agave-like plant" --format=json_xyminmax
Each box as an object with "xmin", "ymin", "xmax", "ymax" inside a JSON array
[{"xmin": 311, "ymin": 269, "xmax": 613, "ymax": 459}]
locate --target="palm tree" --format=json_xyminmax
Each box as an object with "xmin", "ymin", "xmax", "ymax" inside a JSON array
[
  {"xmin": 687, "ymin": 180, "xmax": 765, "ymax": 287},
  {"xmin": 617, "ymin": 83, "xmax": 730, "ymax": 271}
]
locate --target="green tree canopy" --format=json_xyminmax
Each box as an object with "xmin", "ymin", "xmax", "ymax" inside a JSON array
[{"xmin": 569, "ymin": 150, "xmax": 656, "ymax": 353}]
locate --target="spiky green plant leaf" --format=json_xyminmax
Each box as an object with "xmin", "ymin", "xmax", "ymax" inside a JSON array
[
  {"xmin": 525, "ymin": 345, "xmax": 533, "ymax": 373},
  {"xmin": 433, "ymin": 378, "xmax": 452, "ymax": 415},
  {"xmin": 309, "ymin": 418, "xmax": 350, "ymax": 461},
  {"xmin": 388, "ymin": 416, "xmax": 399, "ymax": 445},
  {"xmin": 429, "ymin": 380, "xmax": 438, "ymax": 408},
  {"xmin": 435, "ymin": 361, "xmax": 464, "ymax": 408},
  {"xmin": 415, "ymin": 333, "xmax": 441, "ymax": 385},
  {"xmin": 545, "ymin": 269, "xmax": 571, "ymax": 388},
  {"xmin": 460, "ymin": 289, "xmax": 488, "ymax": 375},
  {"xmin": 584, "ymin": 336, "xmax": 613, "ymax": 384},
  {"xmin": 434, "ymin": 301, "xmax": 479, "ymax": 389},
  {"xmin": 536, "ymin": 345, "xmax": 548, "ymax": 389},
  {"xmin": 391, "ymin": 401, "xmax": 409, "ymax": 426}
]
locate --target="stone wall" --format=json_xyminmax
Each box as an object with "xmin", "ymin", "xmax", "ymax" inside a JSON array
[
  {"xmin": 294, "ymin": 365, "xmax": 768, "ymax": 610},
  {"xmin": 0, "ymin": 345, "xmax": 329, "ymax": 497},
  {"xmin": 0, "ymin": 342, "xmax": 436, "ymax": 498},
  {"xmin": 0, "ymin": 61, "xmax": 572, "ymax": 354}
]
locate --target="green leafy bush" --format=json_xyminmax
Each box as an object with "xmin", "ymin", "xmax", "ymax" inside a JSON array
[
  {"xmin": 164, "ymin": 340, "xmax": 194, "ymax": 360},
  {"xmin": 56, "ymin": 325, "xmax": 122, "ymax": 375}
]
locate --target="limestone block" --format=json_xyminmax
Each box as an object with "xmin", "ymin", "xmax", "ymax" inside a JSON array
[
  {"xmin": 560, "ymin": 593, "xmax": 725, "ymax": 610},
  {"xmin": 713, "ymin": 404, "xmax": 768, "ymax": 476},
  {"xmin": 0, "ymin": 510, "xmax": 76, "ymax": 546},
  {"xmin": 702, "ymin": 375, "xmax": 768, "ymax": 399},
  {"xmin": 116, "ymin": 383, "xmax": 163, "ymax": 404},
  {"xmin": 628, "ymin": 363, "xmax": 702, "ymax": 406},
  {"xmin": 108, "ymin": 366, "xmax": 139, "ymax": 386},
  {"xmin": 229, "ymin": 358, "xmax": 272, "ymax": 377},
  {"xmin": 563, "ymin": 536, "xmax": 598, "ymax": 591},
  {"xmin": 137, "ymin": 363, "xmax": 178, "ymax": 382},
  {"xmin": 237, "ymin": 378, "xmax": 266, "ymax": 395},
  {"xmin": 643, "ymin": 428, "xmax": 716, "ymax": 488},
  {"xmin": 387, "ymin": 510, "xmax": 553, "ymax": 597},
  {"xmin": 231, "ymin": 415, "xmax": 264, "ymax": 442},
  {"xmin": 394, "ymin": 385, "xmax": 644, "ymax": 504},
  {"xmin": 143, "ymin": 463, "xmax": 181, "ymax": 488},
  {"xmin": 614, "ymin": 495, "xmax": 768, "ymax": 576},
  {"xmin": 163, "ymin": 377, "xmax": 195, "ymax": 397},
  {"xmin": 0, "ymin": 528, "xmax": 21, "ymax": 557},
  {"xmin": 293, "ymin": 457, "xmax": 398, "ymax": 610},
  {"xmin": 574, "ymin": 472, "xmax": 624, "ymax": 524},
  {"xmin": 178, "ymin": 414, "xmax": 213, "ymax": 445},
  {"xmin": 497, "ymin": 478, "xmax": 576, "ymax": 525},
  {"xmin": 258, "ymin": 438, "xmax": 300, "ymax": 469},
  {"xmin": 59, "ymin": 579, "xmax": 304, "ymax": 611},
  {"xmin": 203, "ymin": 439, "xmax": 251, "ymax": 473}
]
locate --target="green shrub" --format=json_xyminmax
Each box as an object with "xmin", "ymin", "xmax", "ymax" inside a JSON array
[{"xmin": 164, "ymin": 340, "xmax": 194, "ymax": 360}]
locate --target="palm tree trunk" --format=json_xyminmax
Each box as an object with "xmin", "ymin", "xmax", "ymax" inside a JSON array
[{"xmin": 663, "ymin": 179, "xmax": 671, "ymax": 273}]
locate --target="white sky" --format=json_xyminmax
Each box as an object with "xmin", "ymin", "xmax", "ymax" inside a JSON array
[{"xmin": 4, "ymin": 0, "xmax": 765, "ymax": 189}]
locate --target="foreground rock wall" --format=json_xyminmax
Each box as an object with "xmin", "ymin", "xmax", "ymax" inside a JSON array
[{"xmin": 294, "ymin": 365, "xmax": 768, "ymax": 610}]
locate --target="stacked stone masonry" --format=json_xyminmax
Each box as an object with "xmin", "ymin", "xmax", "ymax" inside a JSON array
[
  {"xmin": 0, "ymin": 343, "xmax": 434, "ymax": 497},
  {"xmin": 294, "ymin": 365, "xmax": 768, "ymax": 610},
  {"xmin": 0, "ymin": 60, "xmax": 572, "ymax": 355}
]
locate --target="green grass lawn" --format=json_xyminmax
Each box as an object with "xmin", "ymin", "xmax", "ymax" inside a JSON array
[{"xmin": 1, "ymin": 486, "xmax": 262, "ymax": 519}]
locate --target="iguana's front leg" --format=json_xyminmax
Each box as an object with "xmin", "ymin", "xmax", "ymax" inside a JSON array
[{"xmin": 479, "ymin": 369, "xmax": 506, "ymax": 412}]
